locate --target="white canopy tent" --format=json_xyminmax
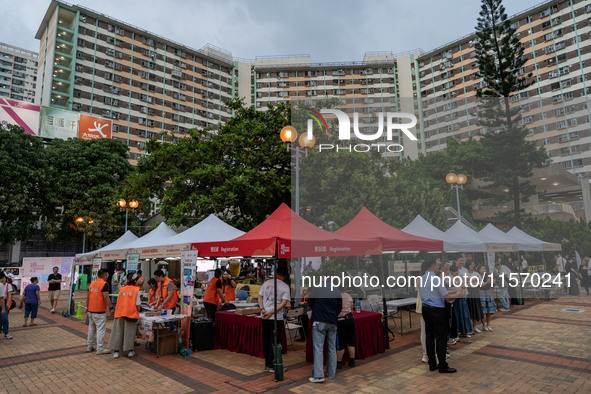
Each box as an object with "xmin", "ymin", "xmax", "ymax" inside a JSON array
[
  {"xmin": 402, "ymin": 215, "xmax": 481, "ymax": 252},
  {"xmin": 444, "ymin": 221, "xmax": 518, "ymax": 252},
  {"xmin": 75, "ymin": 230, "xmax": 139, "ymax": 262},
  {"xmin": 506, "ymin": 227, "xmax": 562, "ymax": 252},
  {"xmin": 136, "ymin": 214, "xmax": 245, "ymax": 259},
  {"xmin": 120, "ymin": 222, "xmax": 178, "ymax": 258}
]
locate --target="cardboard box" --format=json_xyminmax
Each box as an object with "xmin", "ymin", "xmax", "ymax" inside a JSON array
[{"xmin": 235, "ymin": 307, "xmax": 261, "ymax": 316}]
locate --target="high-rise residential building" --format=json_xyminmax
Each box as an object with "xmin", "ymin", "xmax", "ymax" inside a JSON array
[
  {"xmin": 417, "ymin": 0, "xmax": 591, "ymax": 173},
  {"xmin": 35, "ymin": 0, "xmax": 235, "ymax": 163},
  {"xmin": 0, "ymin": 42, "xmax": 39, "ymax": 103},
  {"xmin": 33, "ymin": 0, "xmax": 589, "ymax": 168}
]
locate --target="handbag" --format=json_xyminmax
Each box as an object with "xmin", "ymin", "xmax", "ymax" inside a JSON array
[{"xmin": 9, "ymin": 300, "xmax": 16, "ymax": 311}]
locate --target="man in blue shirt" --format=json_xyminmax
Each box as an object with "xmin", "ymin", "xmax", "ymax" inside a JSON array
[{"xmin": 419, "ymin": 256, "xmax": 462, "ymax": 373}]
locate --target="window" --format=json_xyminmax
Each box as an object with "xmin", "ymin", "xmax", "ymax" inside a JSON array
[{"xmin": 76, "ymin": 51, "xmax": 85, "ymax": 59}]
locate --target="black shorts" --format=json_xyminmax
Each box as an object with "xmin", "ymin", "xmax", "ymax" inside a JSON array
[{"xmin": 337, "ymin": 317, "xmax": 355, "ymax": 350}]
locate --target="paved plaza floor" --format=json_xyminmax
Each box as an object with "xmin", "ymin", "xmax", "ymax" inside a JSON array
[{"xmin": 0, "ymin": 294, "xmax": 590, "ymax": 393}]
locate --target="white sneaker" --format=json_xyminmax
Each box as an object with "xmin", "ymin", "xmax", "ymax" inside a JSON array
[
  {"xmin": 113, "ymin": 351, "xmax": 119, "ymax": 359},
  {"xmin": 50, "ymin": 308, "xmax": 55, "ymax": 313},
  {"xmin": 452, "ymin": 337, "xmax": 460, "ymax": 342},
  {"xmin": 86, "ymin": 346, "xmax": 95, "ymax": 353},
  {"xmin": 446, "ymin": 353, "xmax": 450, "ymax": 358},
  {"xmin": 487, "ymin": 326, "xmax": 492, "ymax": 331},
  {"xmin": 309, "ymin": 377, "xmax": 325, "ymax": 383},
  {"xmin": 473, "ymin": 327, "xmax": 481, "ymax": 333},
  {"xmin": 127, "ymin": 351, "xmax": 135, "ymax": 358},
  {"xmin": 499, "ymin": 308, "xmax": 509, "ymax": 312},
  {"xmin": 96, "ymin": 349, "xmax": 111, "ymax": 355},
  {"xmin": 4, "ymin": 334, "xmax": 12, "ymax": 339},
  {"xmin": 422, "ymin": 356, "xmax": 429, "ymax": 363},
  {"xmin": 482, "ymin": 326, "xmax": 488, "ymax": 332},
  {"xmin": 464, "ymin": 334, "xmax": 472, "ymax": 338}
]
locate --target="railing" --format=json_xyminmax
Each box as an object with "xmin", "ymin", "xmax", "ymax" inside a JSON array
[{"xmin": 472, "ymin": 198, "xmax": 581, "ymax": 217}]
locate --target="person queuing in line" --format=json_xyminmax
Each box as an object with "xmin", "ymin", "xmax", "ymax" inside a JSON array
[
  {"xmin": 520, "ymin": 254, "xmax": 529, "ymax": 273},
  {"xmin": 222, "ymin": 269, "xmax": 237, "ymax": 303},
  {"xmin": 506, "ymin": 257, "xmax": 520, "ymax": 305},
  {"xmin": 22, "ymin": 277, "xmax": 41, "ymax": 327},
  {"xmin": 494, "ymin": 259, "xmax": 511, "ymax": 312},
  {"xmin": 236, "ymin": 285, "xmax": 250, "ymax": 301},
  {"xmin": 108, "ymin": 273, "xmax": 140, "ymax": 359},
  {"xmin": 466, "ymin": 260, "xmax": 484, "ymax": 334},
  {"xmin": 336, "ymin": 289, "xmax": 356, "ymax": 369},
  {"xmin": 308, "ymin": 279, "xmax": 342, "ymax": 383},
  {"xmin": 203, "ymin": 268, "xmax": 226, "ymax": 321},
  {"xmin": 147, "ymin": 278, "xmax": 160, "ymax": 309},
  {"xmin": 450, "ymin": 265, "xmax": 472, "ymax": 339},
  {"xmin": 580, "ymin": 256, "xmax": 591, "ymax": 296},
  {"xmin": 440, "ymin": 261, "xmax": 457, "ymax": 347},
  {"xmin": 0, "ymin": 272, "xmax": 12, "ymax": 339},
  {"xmin": 47, "ymin": 266, "xmax": 62, "ymax": 313},
  {"xmin": 154, "ymin": 269, "xmax": 179, "ymax": 314},
  {"xmin": 416, "ymin": 290, "xmax": 429, "ymax": 362},
  {"xmin": 419, "ymin": 256, "xmax": 463, "ymax": 374},
  {"xmin": 86, "ymin": 269, "xmax": 113, "ymax": 354},
  {"xmin": 565, "ymin": 257, "xmax": 580, "ymax": 296},
  {"xmin": 477, "ymin": 264, "xmax": 497, "ymax": 331},
  {"xmin": 455, "ymin": 257, "xmax": 468, "ymax": 277},
  {"xmin": 258, "ymin": 266, "xmax": 290, "ymax": 374}
]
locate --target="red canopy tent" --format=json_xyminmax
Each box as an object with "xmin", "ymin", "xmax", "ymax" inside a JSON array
[
  {"xmin": 334, "ymin": 207, "xmax": 443, "ymax": 251},
  {"xmin": 190, "ymin": 203, "xmax": 382, "ymax": 258}
]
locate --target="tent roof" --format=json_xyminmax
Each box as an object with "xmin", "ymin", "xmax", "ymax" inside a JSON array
[
  {"xmin": 75, "ymin": 230, "xmax": 138, "ymax": 261},
  {"xmin": 506, "ymin": 227, "xmax": 562, "ymax": 251},
  {"xmin": 153, "ymin": 214, "xmax": 245, "ymax": 246},
  {"xmin": 334, "ymin": 208, "xmax": 443, "ymax": 251},
  {"xmin": 479, "ymin": 223, "xmax": 520, "ymax": 246},
  {"xmin": 444, "ymin": 221, "xmax": 517, "ymax": 252},
  {"xmin": 191, "ymin": 203, "xmax": 382, "ymax": 258},
  {"xmin": 125, "ymin": 222, "xmax": 178, "ymax": 249}
]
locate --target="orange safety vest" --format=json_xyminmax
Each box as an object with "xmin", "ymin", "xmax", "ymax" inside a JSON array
[
  {"xmin": 158, "ymin": 277, "xmax": 178, "ymax": 310},
  {"xmin": 203, "ymin": 276, "xmax": 221, "ymax": 305},
  {"xmin": 223, "ymin": 281, "xmax": 235, "ymax": 302},
  {"xmin": 87, "ymin": 278, "xmax": 108, "ymax": 313},
  {"xmin": 114, "ymin": 285, "xmax": 140, "ymax": 319},
  {"xmin": 148, "ymin": 287, "xmax": 158, "ymax": 305}
]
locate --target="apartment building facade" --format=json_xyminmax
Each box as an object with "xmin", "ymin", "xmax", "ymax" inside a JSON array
[
  {"xmin": 418, "ymin": 0, "xmax": 591, "ymax": 174},
  {"xmin": 0, "ymin": 42, "xmax": 38, "ymax": 104},
  {"xmin": 35, "ymin": 1, "xmax": 236, "ymax": 163}
]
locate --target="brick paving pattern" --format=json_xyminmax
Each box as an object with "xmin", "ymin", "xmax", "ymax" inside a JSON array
[{"xmin": 0, "ymin": 293, "xmax": 589, "ymax": 393}]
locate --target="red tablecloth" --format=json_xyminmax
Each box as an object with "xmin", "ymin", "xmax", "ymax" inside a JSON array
[
  {"xmin": 305, "ymin": 310, "xmax": 385, "ymax": 362},
  {"xmin": 214, "ymin": 311, "xmax": 287, "ymax": 358}
]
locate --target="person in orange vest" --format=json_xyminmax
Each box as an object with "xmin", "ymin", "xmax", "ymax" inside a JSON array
[
  {"xmin": 85, "ymin": 269, "xmax": 112, "ymax": 354},
  {"xmin": 108, "ymin": 273, "xmax": 140, "ymax": 359},
  {"xmin": 222, "ymin": 269, "xmax": 237, "ymax": 303},
  {"xmin": 154, "ymin": 269, "xmax": 179, "ymax": 314},
  {"xmin": 147, "ymin": 278, "xmax": 160, "ymax": 309},
  {"xmin": 203, "ymin": 268, "xmax": 227, "ymax": 321}
]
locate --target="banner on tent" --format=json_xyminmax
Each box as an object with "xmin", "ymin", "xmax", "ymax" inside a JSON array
[
  {"xmin": 126, "ymin": 253, "xmax": 140, "ymax": 274},
  {"xmin": 91, "ymin": 258, "xmax": 101, "ymax": 282},
  {"xmin": 138, "ymin": 244, "xmax": 189, "ymax": 259}
]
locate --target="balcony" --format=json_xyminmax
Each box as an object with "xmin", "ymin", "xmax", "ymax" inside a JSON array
[{"xmin": 472, "ymin": 199, "xmax": 583, "ymax": 222}]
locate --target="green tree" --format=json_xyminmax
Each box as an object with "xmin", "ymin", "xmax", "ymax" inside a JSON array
[
  {"xmin": 125, "ymin": 99, "xmax": 291, "ymax": 230},
  {"xmin": 0, "ymin": 125, "xmax": 49, "ymax": 244},
  {"xmin": 43, "ymin": 138, "xmax": 133, "ymax": 244},
  {"xmin": 474, "ymin": 0, "xmax": 550, "ymax": 226}
]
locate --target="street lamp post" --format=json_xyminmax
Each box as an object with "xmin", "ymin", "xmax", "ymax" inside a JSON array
[
  {"xmin": 445, "ymin": 173, "xmax": 468, "ymax": 221},
  {"xmin": 117, "ymin": 199, "xmax": 139, "ymax": 233},
  {"xmin": 72, "ymin": 216, "xmax": 93, "ymax": 314},
  {"xmin": 280, "ymin": 126, "xmax": 315, "ymax": 307}
]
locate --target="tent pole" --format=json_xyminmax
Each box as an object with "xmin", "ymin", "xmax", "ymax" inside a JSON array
[{"xmin": 380, "ymin": 254, "xmax": 390, "ymax": 349}]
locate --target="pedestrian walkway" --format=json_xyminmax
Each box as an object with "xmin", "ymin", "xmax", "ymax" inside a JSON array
[{"xmin": 1, "ymin": 294, "xmax": 590, "ymax": 393}]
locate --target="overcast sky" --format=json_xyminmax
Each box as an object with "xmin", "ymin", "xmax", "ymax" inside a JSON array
[{"xmin": 1, "ymin": 0, "xmax": 543, "ymax": 60}]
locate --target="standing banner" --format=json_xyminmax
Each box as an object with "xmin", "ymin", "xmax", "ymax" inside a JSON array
[
  {"xmin": 79, "ymin": 114, "xmax": 112, "ymax": 140},
  {"xmin": 39, "ymin": 107, "xmax": 79, "ymax": 140},
  {"xmin": 91, "ymin": 258, "xmax": 101, "ymax": 282},
  {"xmin": 126, "ymin": 253, "xmax": 140, "ymax": 275},
  {"xmin": 180, "ymin": 250, "xmax": 198, "ymax": 347}
]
